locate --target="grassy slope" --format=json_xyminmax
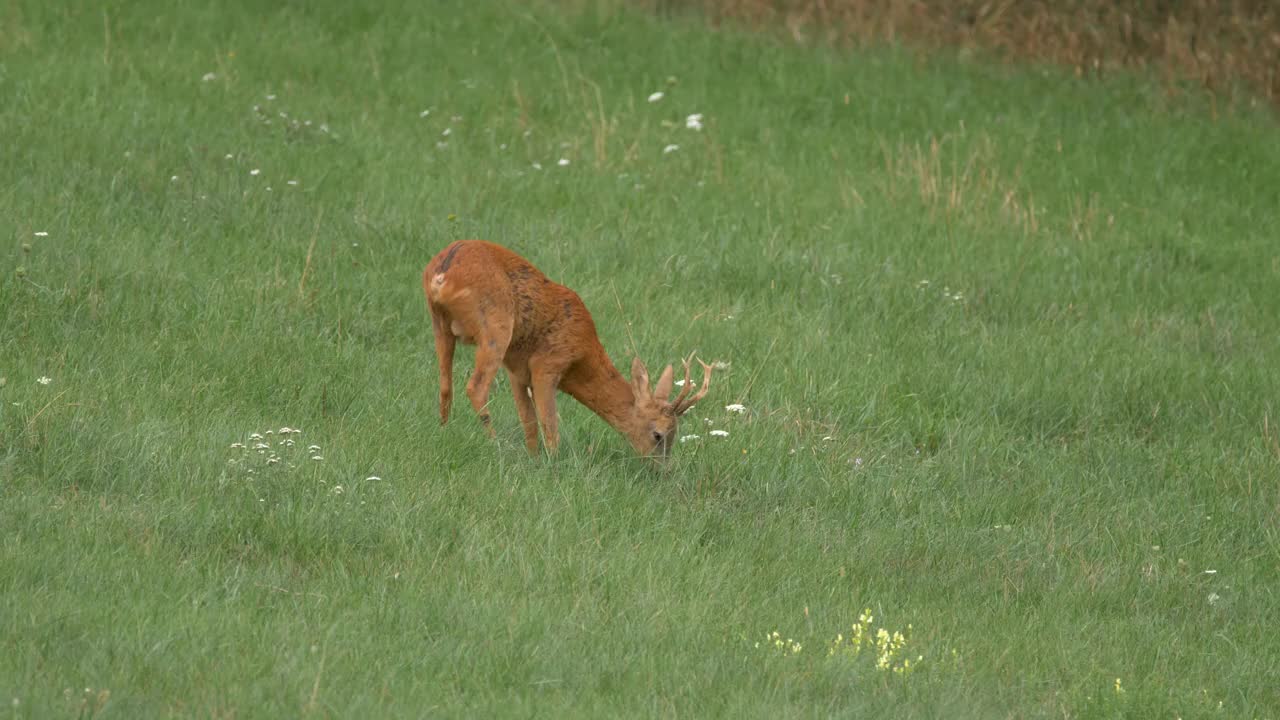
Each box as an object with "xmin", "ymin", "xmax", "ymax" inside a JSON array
[{"xmin": 2, "ymin": 0, "xmax": 1279, "ymax": 717}]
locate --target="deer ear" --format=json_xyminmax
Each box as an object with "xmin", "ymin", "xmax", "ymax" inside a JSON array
[
  {"xmin": 630, "ymin": 357, "xmax": 651, "ymax": 400},
  {"xmin": 653, "ymin": 364, "xmax": 675, "ymax": 401}
]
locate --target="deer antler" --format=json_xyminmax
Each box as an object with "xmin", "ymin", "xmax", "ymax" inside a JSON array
[
  {"xmin": 668, "ymin": 353, "xmax": 697, "ymax": 408},
  {"xmin": 671, "ymin": 354, "xmax": 713, "ymax": 416}
]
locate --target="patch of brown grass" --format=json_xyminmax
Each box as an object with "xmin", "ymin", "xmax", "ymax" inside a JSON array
[
  {"xmin": 873, "ymin": 129, "xmax": 1046, "ymax": 237},
  {"xmin": 637, "ymin": 0, "xmax": 1280, "ymax": 113}
]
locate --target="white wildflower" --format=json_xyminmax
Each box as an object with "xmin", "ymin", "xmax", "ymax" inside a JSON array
[
  {"xmin": 307, "ymin": 445, "xmax": 321, "ymax": 452},
  {"xmin": 249, "ymin": 433, "xmax": 263, "ymax": 440},
  {"xmin": 331, "ymin": 485, "xmax": 343, "ymax": 494},
  {"xmin": 663, "ymin": 144, "xmax": 679, "ymax": 154},
  {"xmin": 230, "ymin": 442, "xmax": 245, "ymax": 449},
  {"xmin": 253, "ymin": 442, "xmax": 270, "ymax": 451},
  {"xmin": 685, "ymin": 113, "xmax": 704, "ymax": 131},
  {"xmin": 709, "ymin": 430, "xmax": 729, "ymax": 438},
  {"xmin": 441, "ymin": 127, "xmax": 451, "ymax": 137},
  {"xmin": 36, "ymin": 376, "xmax": 52, "ymax": 385},
  {"xmin": 250, "ymin": 169, "xmax": 260, "ymax": 176},
  {"xmin": 725, "ymin": 403, "xmax": 746, "ymax": 414},
  {"xmin": 201, "ymin": 72, "xmax": 217, "ymax": 82},
  {"xmin": 647, "ymin": 91, "xmax": 664, "ymax": 103},
  {"xmin": 679, "ymin": 435, "xmax": 700, "ymax": 442},
  {"xmin": 311, "ymin": 455, "xmax": 324, "ymax": 462},
  {"xmin": 1208, "ymin": 592, "xmax": 1221, "ymax": 605},
  {"xmin": 532, "ymin": 162, "xmax": 543, "ymax": 170},
  {"xmin": 265, "ymin": 94, "xmax": 276, "ymax": 101},
  {"xmin": 224, "ymin": 154, "xmax": 233, "ymax": 160},
  {"xmin": 286, "ymin": 180, "xmax": 298, "ymax": 186},
  {"xmin": 822, "ymin": 436, "xmax": 834, "ymax": 442},
  {"xmin": 557, "ymin": 158, "xmax": 570, "ymax": 167},
  {"xmin": 1203, "ymin": 569, "xmax": 1218, "ymax": 575},
  {"xmin": 171, "ymin": 175, "xmax": 179, "ymax": 182},
  {"xmin": 34, "ymin": 231, "xmax": 49, "ymax": 237},
  {"xmin": 365, "ymin": 476, "xmax": 381, "ymax": 481},
  {"xmin": 711, "ymin": 360, "xmax": 731, "ymax": 370},
  {"xmin": 419, "ymin": 109, "xmax": 430, "ymax": 117}
]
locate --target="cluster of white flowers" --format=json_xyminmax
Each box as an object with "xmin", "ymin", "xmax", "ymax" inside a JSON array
[
  {"xmin": 227, "ymin": 427, "xmax": 309, "ymax": 472},
  {"xmin": 917, "ymin": 279, "xmax": 965, "ymax": 305},
  {"xmin": 645, "ymin": 87, "xmax": 705, "ymax": 156},
  {"xmin": 677, "ymin": 375, "xmax": 747, "ymax": 444},
  {"xmin": 224, "ymin": 427, "xmax": 384, "ymax": 502}
]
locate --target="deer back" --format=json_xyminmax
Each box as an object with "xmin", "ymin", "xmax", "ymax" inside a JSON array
[{"xmin": 424, "ymin": 240, "xmax": 601, "ymax": 356}]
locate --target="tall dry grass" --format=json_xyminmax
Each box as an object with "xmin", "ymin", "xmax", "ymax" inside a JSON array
[{"xmin": 639, "ymin": 0, "xmax": 1280, "ymax": 113}]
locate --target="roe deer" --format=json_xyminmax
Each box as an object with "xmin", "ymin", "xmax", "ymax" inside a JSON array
[{"xmin": 423, "ymin": 240, "xmax": 712, "ymax": 459}]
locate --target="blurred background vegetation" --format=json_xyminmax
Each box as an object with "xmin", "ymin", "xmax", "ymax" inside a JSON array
[{"xmin": 637, "ymin": 0, "xmax": 1280, "ymax": 113}]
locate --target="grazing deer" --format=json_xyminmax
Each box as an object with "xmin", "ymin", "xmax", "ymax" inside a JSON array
[{"xmin": 423, "ymin": 240, "xmax": 712, "ymax": 459}]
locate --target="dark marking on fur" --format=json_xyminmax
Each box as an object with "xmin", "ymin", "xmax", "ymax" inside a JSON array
[
  {"xmin": 562, "ymin": 300, "xmax": 573, "ymax": 318},
  {"xmin": 505, "ymin": 264, "xmax": 534, "ymax": 285},
  {"xmin": 439, "ymin": 242, "xmax": 463, "ymax": 272}
]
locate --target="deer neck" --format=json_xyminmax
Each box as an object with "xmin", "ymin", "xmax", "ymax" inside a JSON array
[{"xmin": 561, "ymin": 342, "xmax": 636, "ymax": 433}]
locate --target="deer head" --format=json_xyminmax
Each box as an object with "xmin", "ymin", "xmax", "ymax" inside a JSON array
[{"xmin": 626, "ymin": 354, "xmax": 714, "ymax": 460}]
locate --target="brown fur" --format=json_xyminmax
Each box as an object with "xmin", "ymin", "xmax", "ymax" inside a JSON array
[{"xmin": 423, "ymin": 240, "xmax": 711, "ymax": 459}]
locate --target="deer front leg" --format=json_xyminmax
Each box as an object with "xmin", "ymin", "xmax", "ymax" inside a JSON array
[
  {"xmin": 430, "ymin": 310, "xmax": 456, "ymax": 425},
  {"xmin": 507, "ymin": 367, "xmax": 540, "ymax": 455}
]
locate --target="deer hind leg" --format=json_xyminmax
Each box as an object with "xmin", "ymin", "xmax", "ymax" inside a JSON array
[
  {"xmin": 529, "ymin": 358, "xmax": 565, "ymax": 454},
  {"xmin": 465, "ymin": 315, "xmax": 514, "ymax": 438},
  {"xmin": 429, "ymin": 308, "xmax": 456, "ymax": 425},
  {"xmin": 507, "ymin": 366, "xmax": 540, "ymax": 455}
]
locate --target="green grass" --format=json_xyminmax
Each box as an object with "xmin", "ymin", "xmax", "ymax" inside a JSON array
[{"xmin": 3, "ymin": 0, "xmax": 1279, "ymax": 717}]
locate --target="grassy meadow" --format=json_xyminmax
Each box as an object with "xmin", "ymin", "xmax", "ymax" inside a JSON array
[{"xmin": 3, "ymin": 0, "xmax": 1280, "ymax": 716}]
